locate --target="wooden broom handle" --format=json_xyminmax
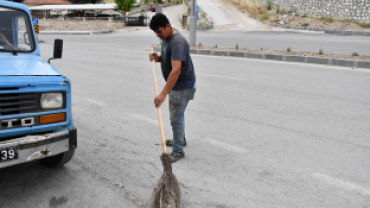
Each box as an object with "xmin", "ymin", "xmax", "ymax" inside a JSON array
[{"xmin": 151, "ymin": 45, "xmax": 167, "ymax": 154}]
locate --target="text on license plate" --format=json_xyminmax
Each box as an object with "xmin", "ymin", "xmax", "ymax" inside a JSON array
[{"xmin": 0, "ymin": 147, "xmax": 18, "ymax": 162}]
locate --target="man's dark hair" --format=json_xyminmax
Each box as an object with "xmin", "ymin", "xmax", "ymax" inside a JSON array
[{"xmin": 149, "ymin": 13, "xmax": 171, "ymax": 31}]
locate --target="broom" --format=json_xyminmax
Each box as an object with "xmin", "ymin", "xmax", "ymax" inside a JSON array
[{"xmin": 150, "ymin": 45, "xmax": 182, "ymax": 208}]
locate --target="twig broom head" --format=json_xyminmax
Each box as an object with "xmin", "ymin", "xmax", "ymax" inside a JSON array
[{"xmin": 151, "ymin": 153, "xmax": 182, "ymax": 208}]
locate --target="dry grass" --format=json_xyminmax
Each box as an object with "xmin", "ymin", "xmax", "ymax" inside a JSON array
[
  {"xmin": 357, "ymin": 22, "xmax": 370, "ymax": 28},
  {"xmin": 230, "ymin": 0, "xmax": 263, "ymax": 14},
  {"xmin": 230, "ymin": 0, "xmax": 270, "ymax": 21},
  {"xmin": 301, "ymin": 22, "xmax": 309, "ymax": 27},
  {"xmin": 229, "ymin": 0, "xmax": 370, "ymax": 31}
]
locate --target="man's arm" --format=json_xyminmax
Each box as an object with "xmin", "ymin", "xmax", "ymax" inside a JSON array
[
  {"xmin": 0, "ymin": 33, "xmax": 12, "ymax": 46},
  {"xmin": 154, "ymin": 60, "xmax": 181, "ymax": 107},
  {"xmin": 149, "ymin": 53, "xmax": 161, "ymax": 62}
]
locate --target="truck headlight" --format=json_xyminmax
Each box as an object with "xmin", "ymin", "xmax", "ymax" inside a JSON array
[{"xmin": 41, "ymin": 93, "xmax": 63, "ymax": 109}]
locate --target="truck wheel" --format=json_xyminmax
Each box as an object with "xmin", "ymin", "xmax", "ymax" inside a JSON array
[{"xmin": 39, "ymin": 149, "xmax": 75, "ymax": 168}]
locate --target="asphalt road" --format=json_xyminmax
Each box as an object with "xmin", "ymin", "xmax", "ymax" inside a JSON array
[
  {"xmin": 40, "ymin": 27, "xmax": 370, "ymax": 56},
  {"xmin": 184, "ymin": 30, "xmax": 370, "ymax": 56},
  {"xmin": 1, "ymin": 32, "xmax": 369, "ymax": 207}
]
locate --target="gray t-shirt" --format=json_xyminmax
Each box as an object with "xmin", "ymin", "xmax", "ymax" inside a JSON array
[{"xmin": 161, "ymin": 31, "xmax": 196, "ymax": 90}]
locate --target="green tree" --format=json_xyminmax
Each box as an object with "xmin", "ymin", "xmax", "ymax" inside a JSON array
[{"xmin": 114, "ymin": 0, "xmax": 136, "ymax": 18}]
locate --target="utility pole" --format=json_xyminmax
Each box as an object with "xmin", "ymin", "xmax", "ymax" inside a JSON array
[{"xmin": 189, "ymin": 0, "xmax": 197, "ymax": 46}]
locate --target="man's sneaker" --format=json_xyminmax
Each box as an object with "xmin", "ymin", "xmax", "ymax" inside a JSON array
[
  {"xmin": 166, "ymin": 138, "xmax": 187, "ymax": 147},
  {"xmin": 169, "ymin": 151, "xmax": 185, "ymax": 163}
]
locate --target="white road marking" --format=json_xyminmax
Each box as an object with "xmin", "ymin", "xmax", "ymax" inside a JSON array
[
  {"xmin": 130, "ymin": 114, "xmax": 159, "ymax": 126},
  {"xmin": 203, "ymin": 137, "xmax": 248, "ymax": 153},
  {"xmin": 84, "ymin": 98, "xmax": 106, "ymax": 107},
  {"xmin": 313, "ymin": 173, "xmax": 370, "ymax": 196}
]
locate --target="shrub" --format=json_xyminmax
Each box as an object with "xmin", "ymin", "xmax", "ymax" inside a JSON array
[
  {"xmin": 266, "ymin": 1, "xmax": 272, "ymax": 11},
  {"xmin": 240, "ymin": 0, "xmax": 265, "ymax": 19},
  {"xmin": 357, "ymin": 22, "xmax": 370, "ymax": 28},
  {"xmin": 287, "ymin": 47, "xmax": 291, "ymax": 53},
  {"xmin": 198, "ymin": 42, "xmax": 202, "ymax": 47},
  {"xmin": 319, "ymin": 48, "xmax": 323, "ymax": 55},
  {"xmin": 260, "ymin": 13, "xmax": 269, "ymax": 21},
  {"xmin": 325, "ymin": 17, "xmax": 334, "ymax": 23},
  {"xmin": 301, "ymin": 22, "xmax": 309, "ymax": 27},
  {"xmin": 280, "ymin": 8, "xmax": 287, "ymax": 14},
  {"xmin": 185, "ymin": 24, "xmax": 189, "ymax": 30},
  {"xmin": 352, "ymin": 52, "xmax": 359, "ymax": 56},
  {"xmin": 276, "ymin": 5, "xmax": 280, "ymax": 13},
  {"xmin": 317, "ymin": 17, "xmax": 325, "ymax": 21},
  {"xmin": 339, "ymin": 18, "xmax": 351, "ymax": 23},
  {"xmin": 273, "ymin": 17, "xmax": 281, "ymax": 23},
  {"xmin": 236, "ymin": 43, "xmax": 239, "ymax": 49},
  {"xmin": 200, "ymin": 11, "xmax": 207, "ymax": 18}
]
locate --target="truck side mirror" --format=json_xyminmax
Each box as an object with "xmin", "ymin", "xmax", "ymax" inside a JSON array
[{"xmin": 48, "ymin": 39, "xmax": 63, "ymax": 63}]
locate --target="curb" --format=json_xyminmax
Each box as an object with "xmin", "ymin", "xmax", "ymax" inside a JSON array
[
  {"xmin": 39, "ymin": 30, "xmax": 114, "ymax": 35},
  {"xmin": 154, "ymin": 46, "xmax": 370, "ymax": 69},
  {"xmin": 271, "ymin": 23, "xmax": 370, "ymax": 36}
]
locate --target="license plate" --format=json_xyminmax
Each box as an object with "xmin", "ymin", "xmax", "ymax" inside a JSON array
[{"xmin": 0, "ymin": 147, "xmax": 18, "ymax": 162}]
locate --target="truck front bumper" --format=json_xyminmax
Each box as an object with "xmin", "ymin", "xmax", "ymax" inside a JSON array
[{"xmin": 0, "ymin": 127, "xmax": 77, "ymax": 169}]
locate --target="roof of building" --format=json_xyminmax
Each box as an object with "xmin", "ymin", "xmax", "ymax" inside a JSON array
[
  {"xmin": 29, "ymin": 3, "xmax": 116, "ymax": 11},
  {"xmin": 24, "ymin": 0, "xmax": 72, "ymax": 5}
]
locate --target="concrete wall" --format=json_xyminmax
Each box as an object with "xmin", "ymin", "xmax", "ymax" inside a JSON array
[
  {"xmin": 38, "ymin": 18, "xmax": 125, "ymax": 31},
  {"xmin": 254, "ymin": 0, "xmax": 370, "ymax": 23}
]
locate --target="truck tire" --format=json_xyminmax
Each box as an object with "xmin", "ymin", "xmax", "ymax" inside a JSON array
[{"xmin": 39, "ymin": 149, "xmax": 75, "ymax": 168}]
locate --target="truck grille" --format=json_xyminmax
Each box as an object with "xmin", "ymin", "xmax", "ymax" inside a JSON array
[{"xmin": 0, "ymin": 93, "xmax": 37, "ymax": 116}]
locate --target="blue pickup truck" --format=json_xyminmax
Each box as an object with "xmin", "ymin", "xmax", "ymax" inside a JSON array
[{"xmin": 0, "ymin": 0, "xmax": 77, "ymax": 168}]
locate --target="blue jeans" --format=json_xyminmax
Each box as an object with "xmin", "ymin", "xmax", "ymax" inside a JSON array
[{"xmin": 169, "ymin": 87, "xmax": 196, "ymax": 152}]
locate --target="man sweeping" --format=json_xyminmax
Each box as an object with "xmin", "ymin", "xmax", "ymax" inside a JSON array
[{"xmin": 149, "ymin": 13, "xmax": 196, "ymax": 163}]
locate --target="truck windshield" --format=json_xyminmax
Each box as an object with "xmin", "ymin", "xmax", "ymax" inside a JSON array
[{"xmin": 0, "ymin": 6, "xmax": 35, "ymax": 52}]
